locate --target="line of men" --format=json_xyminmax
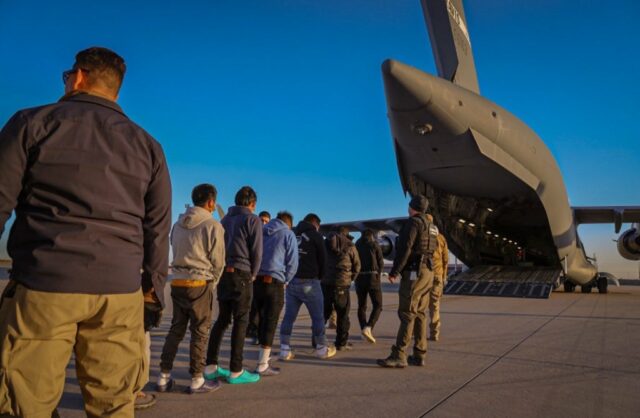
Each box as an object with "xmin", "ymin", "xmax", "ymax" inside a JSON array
[
  {"xmin": 0, "ymin": 46, "xmax": 449, "ymax": 416},
  {"xmin": 154, "ymin": 184, "xmax": 451, "ymax": 395}
]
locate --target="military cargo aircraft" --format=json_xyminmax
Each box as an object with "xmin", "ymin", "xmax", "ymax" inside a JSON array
[{"xmin": 321, "ymin": 0, "xmax": 640, "ymax": 298}]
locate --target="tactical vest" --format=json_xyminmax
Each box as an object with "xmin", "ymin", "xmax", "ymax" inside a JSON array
[{"xmin": 414, "ymin": 215, "xmax": 439, "ymax": 257}]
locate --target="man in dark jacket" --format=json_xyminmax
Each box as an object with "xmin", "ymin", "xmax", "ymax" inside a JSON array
[
  {"xmin": 279, "ymin": 214, "xmax": 336, "ymax": 360},
  {"xmin": 0, "ymin": 47, "xmax": 171, "ymax": 416},
  {"xmin": 322, "ymin": 227, "xmax": 361, "ymax": 350},
  {"xmin": 205, "ymin": 186, "xmax": 262, "ymax": 385},
  {"xmin": 377, "ymin": 195, "xmax": 438, "ymax": 368},
  {"xmin": 355, "ymin": 229, "xmax": 385, "ymax": 344}
]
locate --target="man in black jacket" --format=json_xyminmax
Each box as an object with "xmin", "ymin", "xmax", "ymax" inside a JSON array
[
  {"xmin": 0, "ymin": 47, "xmax": 171, "ymax": 416},
  {"xmin": 323, "ymin": 227, "xmax": 361, "ymax": 350},
  {"xmin": 377, "ymin": 195, "xmax": 438, "ymax": 368},
  {"xmin": 279, "ymin": 213, "xmax": 336, "ymax": 360},
  {"xmin": 355, "ymin": 229, "xmax": 384, "ymax": 344}
]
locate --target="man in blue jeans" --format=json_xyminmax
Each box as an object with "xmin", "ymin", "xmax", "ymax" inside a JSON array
[{"xmin": 279, "ymin": 214, "xmax": 336, "ymax": 360}]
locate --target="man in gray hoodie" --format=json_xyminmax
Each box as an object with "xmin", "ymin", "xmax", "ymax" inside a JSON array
[{"xmin": 157, "ymin": 184, "xmax": 225, "ymax": 394}]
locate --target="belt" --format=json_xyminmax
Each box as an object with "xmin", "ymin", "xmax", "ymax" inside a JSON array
[
  {"xmin": 171, "ymin": 279, "xmax": 208, "ymax": 288},
  {"xmin": 257, "ymin": 275, "xmax": 273, "ymax": 284},
  {"xmin": 225, "ymin": 266, "xmax": 249, "ymax": 273}
]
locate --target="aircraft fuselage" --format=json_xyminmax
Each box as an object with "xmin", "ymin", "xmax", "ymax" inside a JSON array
[{"xmin": 382, "ymin": 59, "xmax": 597, "ymax": 285}]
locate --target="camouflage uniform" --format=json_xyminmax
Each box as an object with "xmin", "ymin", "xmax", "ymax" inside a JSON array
[{"xmin": 428, "ymin": 234, "xmax": 448, "ymax": 340}]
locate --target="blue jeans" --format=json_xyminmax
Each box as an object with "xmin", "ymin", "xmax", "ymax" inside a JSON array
[{"xmin": 279, "ymin": 278, "xmax": 327, "ymax": 348}]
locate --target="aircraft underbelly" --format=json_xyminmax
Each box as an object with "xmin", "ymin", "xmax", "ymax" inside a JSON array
[{"xmin": 415, "ymin": 163, "xmax": 530, "ymax": 200}]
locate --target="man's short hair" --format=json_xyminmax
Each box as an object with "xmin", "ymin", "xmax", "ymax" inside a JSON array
[
  {"xmin": 258, "ymin": 211, "xmax": 271, "ymax": 220},
  {"xmin": 338, "ymin": 226, "xmax": 350, "ymax": 235},
  {"xmin": 235, "ymin": 186, "xmax": 257, "ymax": 207},
  {"xmin": 74, "ymin": 47, "xmax": 126, "ymax": 94},
  {"xmin": 277, "ymin": 211, "xmax": 293, "ymax": 227},
  {"xmin": 303, "ymin": 213, "xmax": 321, "ymax": 225},
  {"xmin": 191, "ymin": 183, "xmax": 217, "ymax": 207}
]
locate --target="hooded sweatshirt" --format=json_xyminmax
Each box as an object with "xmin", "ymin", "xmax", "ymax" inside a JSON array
[
  {"xmin": 221, "ymin": 205, "xmax": 263, "ymax": 277},
  {"xmin": 258, "ymin": 218, "xmax": 299, "ymax": 284},
  {"xmin": 294, "ymin": 220, "xmax": 326, "ymax": 280},
  {"xmin": 170, "ymin": 206, "xmax": 225, "ymax": 284},
  {"xmin": 355, "ymin": 235, "xmax": 384, "ymax": 288}
]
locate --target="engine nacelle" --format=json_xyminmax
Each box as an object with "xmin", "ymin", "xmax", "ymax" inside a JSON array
[
  {"xmin": 376, "ymin": 231, "xmax": 398, "ymax": 260},
  {"xmin": 617, "ymin": 226, "xmax": 640, "ymax": 261}
]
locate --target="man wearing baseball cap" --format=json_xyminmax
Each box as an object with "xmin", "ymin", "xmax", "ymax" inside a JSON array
[{"xmin": 377, "ymin": 195, "xmax": 439, "ymax": 368}]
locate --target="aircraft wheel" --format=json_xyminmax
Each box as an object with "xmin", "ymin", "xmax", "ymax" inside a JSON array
[
  {"xmin": 597, "ymin": 276, "xmax": 608, "ymax": 294},
  {"xmin": 564, "ymin": 281, "xmax": 575, "ymax": 292},
  {"xmin": 581, "ymin": 284, "xmax": 593, "ymax": 293}
]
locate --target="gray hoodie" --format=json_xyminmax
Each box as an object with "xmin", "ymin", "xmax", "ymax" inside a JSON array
[{"xmin": 170, "ymin": 206, "xmax": 225, "ymax": 284}]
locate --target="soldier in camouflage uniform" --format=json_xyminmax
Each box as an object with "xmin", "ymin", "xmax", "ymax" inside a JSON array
[{"xmin": 425, "ymin": 214, "xmax": 448, "ymax": 341}]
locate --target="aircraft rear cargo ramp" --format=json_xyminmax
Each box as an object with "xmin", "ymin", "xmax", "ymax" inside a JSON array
[{"xmin": 444, "ymin": 265, "xmax": 562, "ymax": 298}]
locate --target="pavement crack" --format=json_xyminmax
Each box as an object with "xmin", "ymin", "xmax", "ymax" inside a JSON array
[{"xmin": 418, "ymin": 296, "xmax": 583, "ymax": 417}]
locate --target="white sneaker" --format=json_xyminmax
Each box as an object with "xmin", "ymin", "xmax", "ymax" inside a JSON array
[
  {"xmin": 315, "ymin": 345, "xmax": 337, "ymax": 359},
  {"xmin": 362, "ymin": 326, "xmax": 376, "ymax": 344},
  {"xmin": 156, "ymin": 372, "xmax": 170, "ymax": 387},
  {"xmin": 279, "ymin": 347, "xmax": 295, "ymax": 361}
]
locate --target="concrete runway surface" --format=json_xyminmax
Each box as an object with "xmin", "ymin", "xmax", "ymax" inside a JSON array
[{"xmin": 2, "ymin": 276, "xmax": 639, "ymax": 417}]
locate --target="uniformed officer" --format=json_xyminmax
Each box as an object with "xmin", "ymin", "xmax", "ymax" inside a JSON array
[
  {"xmin": 425, "ymin": 213, "xmax": 448, "ymax": 342},
  {"xmin": 377, "ymin": 195, "xmax": 439, "ymax": 368}
]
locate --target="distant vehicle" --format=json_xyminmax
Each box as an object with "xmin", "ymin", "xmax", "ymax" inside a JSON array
[{"xmin": 322, "ymin": 0, "xmax": 640, "ymax": 298}]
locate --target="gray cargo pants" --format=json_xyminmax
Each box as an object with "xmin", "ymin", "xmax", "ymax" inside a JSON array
[{"xmin": 392, "ymin": 264, "xmax": 434, "ymax": 360}]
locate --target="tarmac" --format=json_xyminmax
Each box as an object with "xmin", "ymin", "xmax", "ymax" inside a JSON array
[
  {"xmin": 1, "ymin": 270, "xmax": 639, "ymax": 417},
  {"xmin": 24, "ymin": 280, "xmax": 631, "ymax": 418}
]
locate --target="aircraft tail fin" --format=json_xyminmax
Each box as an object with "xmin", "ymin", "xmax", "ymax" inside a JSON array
[{"xmin": 421, "ymin": 0, "xmax": 480, "ymax": 93}]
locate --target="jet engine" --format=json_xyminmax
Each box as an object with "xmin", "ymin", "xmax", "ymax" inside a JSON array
[
  {"xmin": 617, "ymin": 225, "xmax": 640, "ymax": 260},
  {"xmin": 376, "ymin": 231, "xmax": 398, "ymax": 260}
]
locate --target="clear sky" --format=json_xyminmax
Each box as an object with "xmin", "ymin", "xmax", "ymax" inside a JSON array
[{"xmin": 1, "ymin": 0, "xmax": 638, "ymax": 277}]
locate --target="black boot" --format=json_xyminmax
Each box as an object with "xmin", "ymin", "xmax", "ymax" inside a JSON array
[
  {"xmin": 376, "ymin": 355, "xmax": 407, "ymax": 368},
  {"xmin": 407, "ymin": 355, "xmax": 426, "ymax": 367}
]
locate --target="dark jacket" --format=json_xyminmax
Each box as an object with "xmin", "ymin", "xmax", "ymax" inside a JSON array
[
  {"xmin": 220, "ymin": 206, "xmax": 263, "ymax": 277},
  {"xmin": 0, "ymin": 93, "xmax": 171, "ymax": 305},
  {"xmin": 390, "ymin": 214, "xmax": 433, "ymax": 277},
  {"xmin": 324, "ymin": 232, "xmax": 361, "ymax": 287},
  {"xmin": 355, "ymin": 236, "xmax": 384, "ymax": 288},
  {"xmin": 293, "ymin": 220, "xmax": 326, "ymax": 280}
]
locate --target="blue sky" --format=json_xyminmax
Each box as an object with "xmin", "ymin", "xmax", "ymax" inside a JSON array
[{"xmin": 0, "ymin": 0, "xmax": 638, "ymax": 277}]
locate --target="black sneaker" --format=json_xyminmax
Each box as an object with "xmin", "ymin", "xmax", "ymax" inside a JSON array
[
  {"xmin": 407, "ymin": 355, "xmax": 426, "ymax": 367},
  {"xmin": 376, "ymin": 356, "xmax": 407, "ymax": 368},
  {"xmin": 336, "ymin": 343, "xmax": 353, "ymax": 351}
]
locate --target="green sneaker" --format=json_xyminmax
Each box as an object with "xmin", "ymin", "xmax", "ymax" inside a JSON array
[
  {"xmin": 227, "ymin": 370, "xmax": 261, "ymax": 384},
  {"xmin": 204, "ymin": 366, "xmax": 230, "ymax": 380}
]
